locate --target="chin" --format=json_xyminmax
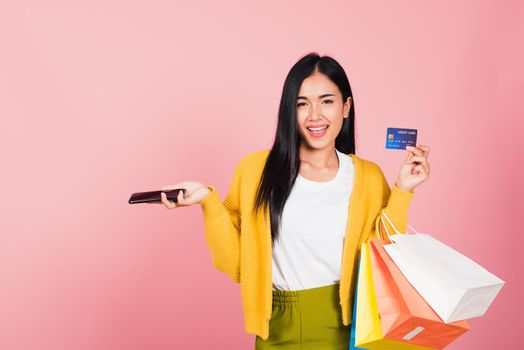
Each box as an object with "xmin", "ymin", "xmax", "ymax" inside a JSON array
[{"xmin": 302, "ymin": 139, "xmax": 334, "ymax": 150}]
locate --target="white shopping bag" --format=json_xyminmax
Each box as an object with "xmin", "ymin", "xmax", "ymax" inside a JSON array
[{"xmin": 380, "ymin": 209, "xmax": 505, "ymax": 323}]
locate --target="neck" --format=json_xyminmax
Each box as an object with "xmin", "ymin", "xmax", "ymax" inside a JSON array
[{"xmin": 298, "ymin": 144, "xmax": 339, "ymax": 169}]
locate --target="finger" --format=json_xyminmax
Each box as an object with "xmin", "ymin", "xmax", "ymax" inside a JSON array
[
  {"xmin": 413, "ymin": 158, "xmax": 429, "ymax": 174},
  {"xmin": 160, "ymin": 192, "xmax": 169, "ymax": 207},
  {"xmin": 406, "ymin": 155, "xmax": 427, "ymax": 164},
  {"xmin": 416, "ymin": 143, "xmax": 430, "ymax": 158},
  {"xmin": 161, "ymin": 192, "xmax": 176, "ymax": 209},
  {"xmin": 404, "ymin": 149, "xmax": 415, "ymax": 162},
  {"xmin": 406, "ymin": 145, "xmax": 423, "ymax": 156},
  {"xmin": 414, "ymin": 164, "xmax": 426, "ymax": 176},
  {"xmin": 407, "ymin": 155, "xmax": 430, "ymax": 173},
  {"xmin": 176, "ymin": 188, "xmax": 186, "ymax": 206},
  {"xmin": 414, "ymin": 164, "xmax": 429, "ymax": 178}
]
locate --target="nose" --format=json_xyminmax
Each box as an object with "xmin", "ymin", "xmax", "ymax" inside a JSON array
[{"xmin": 308, "ymin": 102, "xmax": 323, "ymax": 121}]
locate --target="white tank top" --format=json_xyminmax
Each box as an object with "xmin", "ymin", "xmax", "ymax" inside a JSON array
[{"xmin": 272, "ymin": 149, "xmax": 355, "ymax": 291}]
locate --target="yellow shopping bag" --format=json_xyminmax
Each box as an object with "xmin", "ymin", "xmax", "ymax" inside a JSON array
[{"xmin": 355, "ymin": 242, "xmax": 432, "ymax": 350}]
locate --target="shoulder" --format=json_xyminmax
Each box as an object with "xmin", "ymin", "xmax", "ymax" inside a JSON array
[
  {"xmin": 230, "ymin": 149, "xmax": 270, "ymax": 176},
  {"xmin": 237, "ymin": 149, "xmax": 270, "ymax": 167},
  {"xmin": 351, "ymin": 154, "xmax": 387, "ymax": 181},
  {"xmin": 245, "ymin": 149, "xmax": 270, "ymax": 160}
]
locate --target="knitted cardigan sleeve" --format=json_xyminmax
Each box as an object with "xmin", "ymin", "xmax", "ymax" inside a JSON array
[
  {"xmin": 198, "ymin": 159, "xmax": 243, "ymax": 284},
  {"xmin": 372, "ymin": 165, "xmax": 415, "ymax": 241}
]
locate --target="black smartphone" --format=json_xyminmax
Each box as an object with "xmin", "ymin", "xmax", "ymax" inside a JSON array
[{"xmin": 128, "ymin": 188, "xmax": 185, "ymax": 204}]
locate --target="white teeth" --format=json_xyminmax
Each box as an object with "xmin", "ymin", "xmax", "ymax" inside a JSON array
[{"xmin": 307, "ymin": 126, "xmax": 328, "ymax": 132}]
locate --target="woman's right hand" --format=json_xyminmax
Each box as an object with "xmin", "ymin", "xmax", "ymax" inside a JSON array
[{"xmin": 154, "ymin": 181, "xmax": 212, "ymax": 209}]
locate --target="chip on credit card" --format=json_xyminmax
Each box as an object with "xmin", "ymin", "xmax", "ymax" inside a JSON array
[{"xmin": 386, "ymin": 127, "xmax": 417, "ymax": 150}]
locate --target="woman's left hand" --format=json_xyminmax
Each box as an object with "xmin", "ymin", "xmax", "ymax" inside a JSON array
[{"xmin": 395, "ymin": 143, "xmax": 431, "ymax": 192}]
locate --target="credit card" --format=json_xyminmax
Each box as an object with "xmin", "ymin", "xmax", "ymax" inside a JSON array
[{"xmin": 385, "ymin": 127, "xmax": 417, "ymax": 150}]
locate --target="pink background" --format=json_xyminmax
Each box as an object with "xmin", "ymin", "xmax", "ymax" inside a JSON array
[{"xmin": 1, "ymin": 0, "xmax": 522, "ymax": 349}]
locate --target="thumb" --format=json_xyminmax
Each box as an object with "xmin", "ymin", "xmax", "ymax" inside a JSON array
[
  {"xmin": 404, "ymin": 149, "xmax": 415, "ymax": 163},
  {"xmin": 161, "ymin": 183, "xmax": 184, "ymax": 191}
]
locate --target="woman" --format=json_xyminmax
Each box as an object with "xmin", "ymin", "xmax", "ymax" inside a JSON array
[{"xmin": 158, "ymin": 52, "xmax": 430, "ymax": 349}]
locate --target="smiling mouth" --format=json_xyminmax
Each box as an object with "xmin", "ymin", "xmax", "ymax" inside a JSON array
[{"xmin": 306, "ymin": 125, "xmax": 329, "ymax": 136}]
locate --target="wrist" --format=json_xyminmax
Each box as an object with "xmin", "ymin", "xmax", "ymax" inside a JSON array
[
  {"xmin": 395, "ymin": 181, "xmax": 413, "ymax": 193},
  {"xmin": 199, "ymin": 186, "xmax": 214, "ymax": 205}
]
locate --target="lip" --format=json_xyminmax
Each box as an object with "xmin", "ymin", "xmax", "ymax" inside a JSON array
[{"xmin": 306, "ymin": 125, "xmax": 329, "ymax": 138}]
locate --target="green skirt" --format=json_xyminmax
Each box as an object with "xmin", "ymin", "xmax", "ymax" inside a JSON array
[{"xmin": 254, "ymin": 283, "xmax": 351, "ymax": 350}]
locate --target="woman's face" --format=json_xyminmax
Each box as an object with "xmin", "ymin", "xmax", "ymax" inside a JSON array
[{"xmin": 296, "ymin": 71, "xmax": 352, "ymax": 151}]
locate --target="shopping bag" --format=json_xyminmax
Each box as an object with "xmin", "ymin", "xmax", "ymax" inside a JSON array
[
  {"xmin": 349, "ymin": 257, "xmax": 365, "ymax": 350},
  {"xmin": 354, "ymin": 242, "xmax": 431, "ymax": 349},
  {"xmin": 380, "ymin": 209, "xmax": 505, "ymax": 323},
  {"xmin": 369, "ymin": 238, "xmax": 469, "ymax": 349}
]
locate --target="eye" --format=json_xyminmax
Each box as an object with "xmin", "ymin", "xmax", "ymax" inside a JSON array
[
  {"xmin": 297, "ymin": 102, "xmax": 306, "ymax": 107},
  {"xmin": 323, "ymin": 99, "xmax": 333, "ymax": 104}
]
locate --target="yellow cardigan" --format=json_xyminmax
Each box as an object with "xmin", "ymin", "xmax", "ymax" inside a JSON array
[{"xmin": 199, "ymin": 149, "xmax": 414, "ymax": 340}]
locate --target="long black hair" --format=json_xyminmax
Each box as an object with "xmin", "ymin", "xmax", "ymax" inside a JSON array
[{"xmin": 254, "ymin": 52, "xmax": 356, "ymax": 246}]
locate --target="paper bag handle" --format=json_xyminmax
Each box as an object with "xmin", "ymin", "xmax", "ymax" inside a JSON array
[{"xmin": 380, "ymin": 209, "xmax": 419, "ymax": 239}]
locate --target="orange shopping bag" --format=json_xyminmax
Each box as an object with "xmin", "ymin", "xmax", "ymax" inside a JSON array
[{"xmin": 369, "ymin": 238, "xmax": 470, "ymax": 349}]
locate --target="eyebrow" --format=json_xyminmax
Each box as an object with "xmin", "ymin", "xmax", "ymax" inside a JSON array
[{"xmin": 296, "ymin": 93, "xmax": 336, "ymax": 100}]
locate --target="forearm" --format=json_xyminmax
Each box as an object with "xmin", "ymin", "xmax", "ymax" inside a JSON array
[
  {"xmin": 381, "ymin": 184, "xmax": 414, "ymax": 235},
  {"xmin": 200, "ymin": 185, "xmax": 241, "ymax": 283}
]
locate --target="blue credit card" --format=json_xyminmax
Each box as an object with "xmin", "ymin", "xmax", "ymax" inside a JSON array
[{"xmin": 385, "ymin": 127, "xmax": 417, "ymax": 150}]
